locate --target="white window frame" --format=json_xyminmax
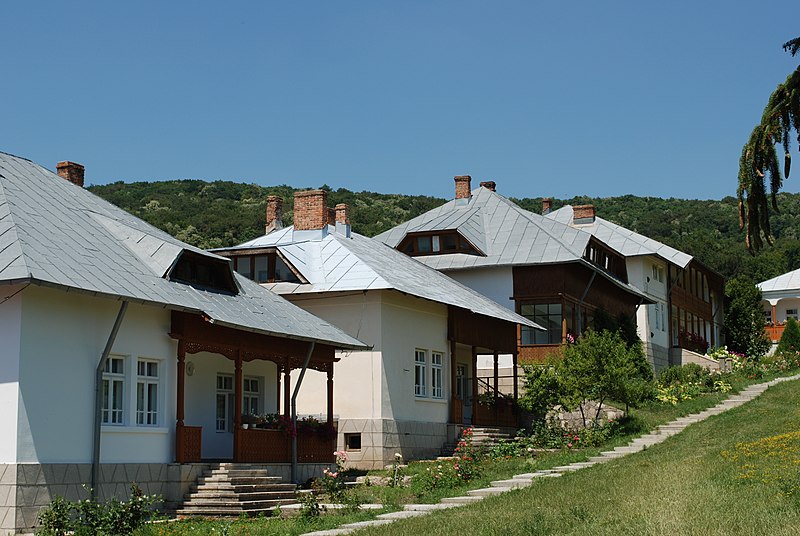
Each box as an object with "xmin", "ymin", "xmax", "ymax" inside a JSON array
[
  {"xmin": 102, "ymin": 356, "xmax": 126, "ymax": 425},
  {"xmin": 431, "ymin": 352, "xmax": 444, "ymax": 399},
  {"xmin": 652, "ymin": 265, "xmax": 664, "ymax": 283},
  {"xmin": 216, "ymin": 374, "xmax": 234, "ymax": 432},
  {"xmin": 136, "ymin": 359, "xmax": 160, "ymax": 426},
  {"xmin": 415, "ymin": 349, "xmax": 427, "ymax": 397},
  {"xmin": 243, "ymin": 376, "xmax": 262, "ymax": 416}
]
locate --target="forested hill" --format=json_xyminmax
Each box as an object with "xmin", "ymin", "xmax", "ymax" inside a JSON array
[{"xmin": 88, "ymin": 180, "xmax": 800, "ymax": 283}]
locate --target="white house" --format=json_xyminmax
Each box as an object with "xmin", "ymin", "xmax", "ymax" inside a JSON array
[
  {"xmin": 374, "ymin": 177, "xmax": 651, "ymax": 375},
  {"xmin": 0, "ymin": 153, "xmax": 368, "ymax": 534},
  {"xmin": 212, "ymin": 190, "xmax": 541, "ymax": 469},
  {"xmin": 759, "ymin": 268, "xmax": 800, "ymax": 346},
  {"xmin": 545, "ymin": 203, "xmax": 725, "ymax": 370}
]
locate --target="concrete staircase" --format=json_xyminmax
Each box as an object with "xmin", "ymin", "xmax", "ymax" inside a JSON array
[
  {"xmin": 176, "ymin": 463, "xmax": 297, "ymax": 518},
  {"xmin": 440, "ymin": 426, "xmax": 515, "ymax": 457}
]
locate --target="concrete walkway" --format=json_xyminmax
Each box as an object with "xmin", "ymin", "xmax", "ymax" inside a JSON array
[{"xmin": 302, "ymin": 374, "xmax": 800, "ymax": 535}]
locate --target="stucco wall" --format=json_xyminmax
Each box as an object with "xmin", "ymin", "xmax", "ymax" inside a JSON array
[
  {"xmin": 0, "ymin": 286, "xmax": 22, "ymax": 465},
  {"xmin": 17, "ymin": 286, "xmax": 177, "ymax": 465},
  {"xmin": 443, "ymin": 266, "xmax": 515, "ymax": 312}
]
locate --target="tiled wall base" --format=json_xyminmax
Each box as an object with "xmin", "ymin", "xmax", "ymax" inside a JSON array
[
  {"xmin": 645, "ymin": 343, "xmax": 670, "ymax": 371},
  {"xmin": 0, "ymin": 461, "xmax": 330, "ymax": 535},
  {"xmin": 336, "ymin": 419, "xmax": 448, "ymax": 469}
]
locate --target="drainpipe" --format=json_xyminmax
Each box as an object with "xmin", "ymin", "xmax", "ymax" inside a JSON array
[
  {"xmin": 291, "ymin": 342, "xmax": 315, "ymax": 484},
  {"xmin": 576, "ymin": 271, "xmax": 597, "ymax": 334},
  {"xmin": 91, "ymin": 301, "xmax": 129, "ymax": 499}
]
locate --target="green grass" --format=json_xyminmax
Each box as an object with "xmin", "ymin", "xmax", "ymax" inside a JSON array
[{"xmin": 355, "ymin": 377, "xmax": 800, "ymax": 536}]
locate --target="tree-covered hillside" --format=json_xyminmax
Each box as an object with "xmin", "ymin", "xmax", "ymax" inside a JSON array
[{"xmin": 88, "ymin": 180, "xmax": 800, "ymax": 283}]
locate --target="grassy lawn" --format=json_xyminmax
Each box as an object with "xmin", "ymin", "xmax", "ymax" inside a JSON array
[{"xmin": 356, "ymin": 377, "xmax": 800, "ymax": 536}]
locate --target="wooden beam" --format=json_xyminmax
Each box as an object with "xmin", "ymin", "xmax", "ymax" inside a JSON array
[
  {"xmin": 234, "ymin": 353, "xmax": 242, "ymax": 461},
  {"xmin": 327, "ymin": 366, "xmax": 334, "ymax": 427}
]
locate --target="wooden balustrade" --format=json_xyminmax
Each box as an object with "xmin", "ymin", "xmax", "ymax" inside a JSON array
[
  {"xmin": 176, "ymin": 425, "xmax": 202, "ymax": 463},
  {"xmin": 473, "ymin": 399, "xmax": 518, "ymax": 428},
  {"xmin": 766, "ymin": 324, "xmax": 785, "ymax": 343},
  {"xmin": 234, "ymin": 427, "xmax": 336, "ymax": 463}
]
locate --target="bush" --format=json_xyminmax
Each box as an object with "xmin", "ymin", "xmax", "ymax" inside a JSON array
[
  {"xmin": 724, "ymin": 277, "xmax": 771, "ymax": 358},
  {"xmin": 36, "ymin": 484, "xmax": 159, "ymax": 536},
  {"xmin": 778, "ymin": 317, "xmax": 800, "ymax": 354}
]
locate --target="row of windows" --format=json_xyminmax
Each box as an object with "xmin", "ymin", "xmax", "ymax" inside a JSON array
[
  {"xmin": 400, "ymin": 232, "xmax": 481, "ymax": 257},
  {"xmin": 215, "ymin": 374, "xmax": 263, "ymax": 432},
  {"xmin": 231, "ymin": 252, "xmax": 301, "ymax": 284},
  {"xmin": 519, "ymin": 302, "xmax": 595, "ymax": 345},
  {"xmin": 651, "ymin": 302, "xmax": 666, "ymax": 333},
  {"xmin": 102, "ymin": 356, "xmax": 161, "ymax": 427},
  {"xmin": 415, "ymin": 349, "xmax": 444, "ymax": 399}
]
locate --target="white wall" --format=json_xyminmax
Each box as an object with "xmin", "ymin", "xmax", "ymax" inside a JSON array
[
  {"xmin": 0, "ymin": 285, "xmax": 23, "ymax": 463},
  {"xmin": 380, "ymin": 291, "xmax": 449, "ymax": 423},
  {"xmin": 17, "ymin": 286, "xmax": 177, "ymax": 464},
  {"xmin": 444, "ymin": 266, "xmax": 515, "ymax": 312},
  {"xmin": 627, "ymin": 256, "xmax": 669, "ymax": 352},
  {"xmin": 287, "ymin": 292, "xmax": 383, "ymax": 420}
]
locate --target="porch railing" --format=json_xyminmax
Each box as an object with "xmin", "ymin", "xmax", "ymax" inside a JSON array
[
  {"xmin": 235, "ymin": 428, "xmax": 336, "ymax": 463},
  {"xmin": 766, "ymin": 324, "xmax": 785, "ymax": 342}
]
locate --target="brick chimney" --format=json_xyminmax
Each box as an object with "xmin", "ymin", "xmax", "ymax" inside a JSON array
[
  {"xmin": 56, "ymin": 161, "xmax": 85, "ymax": 187},
  {"xmin": 265, "ymin": 195, "xmax": 284, "ymax": 234},
  {"xmin": 454, "ymin": 175, "xmax": 472, "ymax": 206},
  {"xmin": 542, "ymin": 198, "xmax": 552, "ymax": 215},
  {"xmin": 479, "ymin": 181, "xmax": 496, "ymax": 192},
  {"xmin": 293, "ymin": 189, "xmax": 329, "ymax": 239},
  {"xmin": 572, "ymin": 204, "xmax": 596, "ymax": 224},
  {"xmin": 335, "ymin": 203, "xmax": 351, "ymax": 238}
]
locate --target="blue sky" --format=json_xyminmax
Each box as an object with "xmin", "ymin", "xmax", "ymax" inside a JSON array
[{"xmin": 3, "ymin": 1, "xmax": 800, "ymax": 200}]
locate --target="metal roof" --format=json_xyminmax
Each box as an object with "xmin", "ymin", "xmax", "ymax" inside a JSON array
[
  {"xmin": 218, "ymin": 226, "xmax": 542, "ymax": 330},
  {"xmin": 546, "ymin": 205, "xmax": 693, "ymax": 269},
  {"xmin": 373, "ymin": 186, "xmax": 649, "ymax": 301},
  {"xmin": 0, "ymin": 151, "xmax": 367, "ymax": 350},
  {"xmin": 759, "ymin": 268, "xmax": 800, "ymax": 293}
]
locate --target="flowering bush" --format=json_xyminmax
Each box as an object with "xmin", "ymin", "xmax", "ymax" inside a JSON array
[
  {"xmin": 453, "ymin": 427, "xmax": 480, "ymax": 482},
  {"xmin": 679, "ymin": 329, "xmax": 710, "ymax": 354},
  {"xmin": 317, "ymin": 450, "xmax": 349, "ymax": 501},
  {"xmin": 488, "ymin": 419, "xmax": 620, "ymax": 456},
  {"xmin": 416, "ymin": 462, "xmax": 463, "ymax": 493}
]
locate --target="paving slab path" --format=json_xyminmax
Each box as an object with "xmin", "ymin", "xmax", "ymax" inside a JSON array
[{"xmin": 301, "ymin": 374, "xmax": 800, "ymax": 535}]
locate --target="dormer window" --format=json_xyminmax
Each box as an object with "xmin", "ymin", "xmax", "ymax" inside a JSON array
[
  {"xmin": 167, "ymin": 251, "xmax": 238, "ymax": 294},
  {"xmin": 217, "ymin": 249, "xmax": 303, "ymax": 284},
  {"xmin": 399, "ymin": 231, "xmax": 481, "ymax": 257}
]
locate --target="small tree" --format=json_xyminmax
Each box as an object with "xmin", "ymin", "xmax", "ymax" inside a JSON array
[
  {"xmin": 518, "ymin": 356, "xmax": 562, "ymax": 421},
  {"xmin": 777, "ymin": 317, "xmax": 800, "ymax": 354},
  {"xmin": 723, "ymin": 277, "xmax": 770, "ymax": 358},
  {"xmin": 559, "ymin": 330, "xmax": 653, "ymax": 426}
]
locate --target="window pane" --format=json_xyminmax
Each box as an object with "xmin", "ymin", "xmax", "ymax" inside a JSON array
[
  {"xmin": 417, "ymin": 236, "xmax": 431, "ymax": 253},
  {"xmin": 235, "ymin": 257, "xmax": 252, "ymax": 279},
  {"xmin": 442, "ymin": 234, "xmax": 457, "ymax": 251},
  {"xmin": 275, "ymin": 256, "xmax": 300, "ymax": 283},
  {"xmin": 432, "ymin": 235, "xmax": 440, "ymax": 252},
  {"xmin": 254, "ymin": 255, "xmax": 268, "ymax": 283}
]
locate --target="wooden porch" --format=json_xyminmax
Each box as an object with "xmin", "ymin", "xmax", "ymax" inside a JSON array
[{"xmin": 171, "ymin": 311, "xmax": 338, "ymax": 464}]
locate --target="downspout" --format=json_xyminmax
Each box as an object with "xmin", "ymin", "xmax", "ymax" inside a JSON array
[
  {"xmin": 291, "ymin": 341, "xmax": 315, "ymax": 484},
  {"xmin": 91, "ymin": 300, "xmax": 129, "ymax": 499},
  {"xmin": 576, "ymin": 271, "xmax": 597, "ymax": 333}
]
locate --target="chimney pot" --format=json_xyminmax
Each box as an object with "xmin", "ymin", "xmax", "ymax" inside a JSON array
[
  {"xmin": 572, "ymin": 204, "xmax": 596, "ymax": 224},
  {"xmin": 56, "ymin": 161, "xmax": 85, "ymax": 188},
  {"xmin": 479, "ymin": 181, "xmax": 496, "ymax": 192},
  {"xmin": 335, "ymin": 203, "xmax": 351, "ymax": 238},
  {"xmin": 293, "ymin": 190, "xmax": 329, "ymax": 231},
  {"xmin": 454, "ymin": 175, "xmax": 472, "ymax": 204},
  {"xmin": 265, "ymin": 195, "xmax": 284, "ymax": 234},
  {"xmin": 542, "ymin": 198, "xmax": 552, "ymax": 215}
]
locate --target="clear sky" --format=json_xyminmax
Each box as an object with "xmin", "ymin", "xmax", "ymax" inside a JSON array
[{"xmin": 3, "ymin": 1, "xmax": 800, "ymax": 200}]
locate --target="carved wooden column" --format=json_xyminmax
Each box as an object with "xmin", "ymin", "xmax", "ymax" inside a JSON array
[
  {"xmin": 471, "ymin": 346, "xmax": 478, "ymax": 425},
  {"xmin": 276, "ymin": 365, "xmax": 282, "ymax": 415},
  {"xmin": 326, "ymin": 365, "xmax": 334, "ymax": 427},
  {"xmin": 175, "ymin": 340, "xmax": 186, "ymax": 462},
  {"xmin": 449, "ymin": 338, "xmax": 458, "ymax": 423},
  {"xmin": 234, "ymin": 352, "xmax": 243, "ymax": 461},
  {"xmin": 283, "ymin": 359, "xmax": 291, "ymax": 420}
]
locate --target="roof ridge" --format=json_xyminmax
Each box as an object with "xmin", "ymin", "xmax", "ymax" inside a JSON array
[{"xmin": 0, "ymin": 170, "xmax": 31, "ymax": 278}]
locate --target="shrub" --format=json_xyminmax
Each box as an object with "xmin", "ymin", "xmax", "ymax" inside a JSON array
[
  {"xmin": 778, "ymin": 317, "xmax": 800, "ymax": 354},
  {"xmin": 36, "ymin": 484, "xmax": 159, "ymax": 536},
  {"xmin": 724, "ymin": 277, "xmax": 770, "ymax": 358}
]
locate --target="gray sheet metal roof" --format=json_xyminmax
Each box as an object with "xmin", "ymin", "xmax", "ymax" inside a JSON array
[
  {"xmin": 220, "ymin": 226, "xmax": 542, "ymax": 330},
  {"xmin": 0, "ymin": 151, "xmax": 367, "ymax": 350},
  {"xmin": 759, "ymin": 268, "xmax": 800, "ymax": 293},
  {"xmin": 546, "ymin": 205, "xmax": 693, "ymax": 269},
  {"xmin": 374, "ymin": 186, "xmax": 649, "ymax": 301}
]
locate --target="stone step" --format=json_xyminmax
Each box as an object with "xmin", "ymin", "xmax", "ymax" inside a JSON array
[
  {"xmin": 440, "ymin": 495, "xmax": 484, "ymax": 504},
  {"xmin": 197, "ymin": 476, "xmax": 285, "ymax": 486},
  {"xmin": 180, "ymin": 498, "xmax": 295, "ymax": 509},
  {"xmin": 491, "ymin": 479, "xmax": 533, "ymax": 488},
  {"xmin": 467, "ymin": 487, "xmax": 508, "ymax": 497},
  {"xmin": 186, "ymin": 491, "xmax": 297, "ymax": 501}
]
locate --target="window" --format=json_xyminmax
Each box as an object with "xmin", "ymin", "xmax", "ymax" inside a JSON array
[
  {"xmin": 345, "ymin": 433, "xmax": 362, "ymax": 451},
  {"xmin": 652, "ymin": 265, "xmax": 664, "ymax": 283},
  {"xmin": 168, "ymin": 251, "xmax": 238, "ymax": 293},
  {"xmin": 229, "ymin": 251, "xmax": 302, "ymax": 284},
  {"xmin": 415, "ymin": 350, "xmax": 427, "ymax": 397},
  {"xmin": 102, "ymin": 357, "xmax": 125, "ymax": 425},
  {"xmin": 456, "ymin": 364, "xmax": 467, "ymax": 399},
  {"xmin": 216, "ymin": 374, "xmax": 234, "ymax": 432},
  {"xmin": 397, "ymin": 232, "xmax": 482, "ymax": 257},
  {"xmin": 431, "ymin": 352, "xmax": 444, "ymax": 399},
  {"xmin": 520, "ymin": 303, "xmax": 562, "ymax": 344},
  {"xmin": 787, "ymin": 309, "xmax": 798, "ymax": 320},
  {"xmin": 764, "ymin": 309, "xmax": 773, "ymax": 324},
  {"xmin": 243, "ymin": 377, "xmax": 261, "ymax": 415},
  {"xmin": 136, "ymin": 360, "xmax": 159, "ymax": 426}
]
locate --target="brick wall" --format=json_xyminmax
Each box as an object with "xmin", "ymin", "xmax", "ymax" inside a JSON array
[{"xmin": 293, "ymin": 190, "xmax": 328, "ymax": 230}]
